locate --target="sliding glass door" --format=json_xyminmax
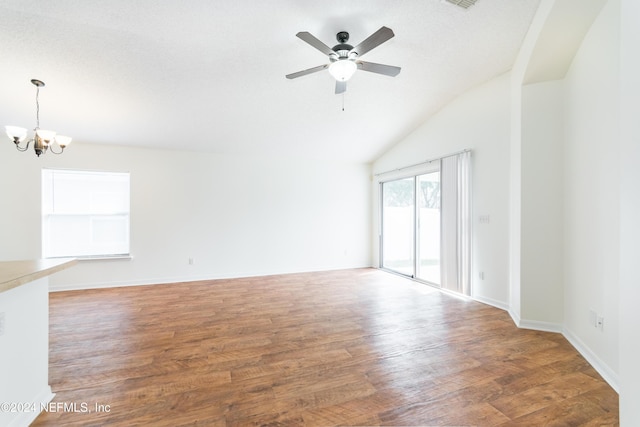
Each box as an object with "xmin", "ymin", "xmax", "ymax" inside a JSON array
[
  {"xmin": 379, "ymin": 151, "xmax": 471, "ymax": 295},
  {"xmin": 381, "ymin": 177, "xmax": 415, "ymax": 276},
  {"xmin": 381, "ymin": 170, "xmax": 441, "ymax": 285}
]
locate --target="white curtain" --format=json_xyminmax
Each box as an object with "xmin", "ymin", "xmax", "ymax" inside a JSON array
[
  {"xmin": 457, "ymin": 151, "xmax": 472, "ymax": 296},
  {"xmin": 440, "ymin": 151, "xmax": 471, "ymax": 295}
]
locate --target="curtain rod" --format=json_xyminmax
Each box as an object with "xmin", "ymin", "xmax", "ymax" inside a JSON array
[{"xmin": 374, "ymin": 148, "xmax": 471, "ymax": 177}]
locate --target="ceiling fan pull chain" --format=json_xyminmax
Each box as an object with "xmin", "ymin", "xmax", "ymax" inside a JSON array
[{"xmin": 342, "ymin": 93, "xmax": 345, "ymax": 111}]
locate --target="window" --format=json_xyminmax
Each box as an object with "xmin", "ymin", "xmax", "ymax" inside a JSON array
[{"xmin": 42, "ymin": 169, "xmax": 130, "ymax": 258}]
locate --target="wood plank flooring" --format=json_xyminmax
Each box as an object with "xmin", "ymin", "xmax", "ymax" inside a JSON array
[{"xmin": 32, "ymin": 268, "xmax": 618, "ymax": 426}]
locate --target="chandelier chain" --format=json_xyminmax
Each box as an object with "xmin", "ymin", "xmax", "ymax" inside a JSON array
[{"xmin": 35, "ymin": 84, "xmax": 40, "ymax": 129}]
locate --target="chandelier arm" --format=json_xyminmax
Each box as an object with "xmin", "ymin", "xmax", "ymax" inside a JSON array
[
  {"xmin": 14, "ymin": 138, "xmax": 31, "ymax": 152},
  {"xmin": 49, "ymin": 145, "xmax": 64, "ymax": 155}
]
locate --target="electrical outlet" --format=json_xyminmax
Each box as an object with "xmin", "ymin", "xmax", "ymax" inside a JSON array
[
  {"xmin": 188, "ymin": 257, "xmax": 195, "ymax": 265},
  {"xmin": 479, "ymin": 271, "xmax": 485, "ymax": 280},
  {"xmin": 0, "ymin": 312, "xmax": 5, "ymax": 337}
]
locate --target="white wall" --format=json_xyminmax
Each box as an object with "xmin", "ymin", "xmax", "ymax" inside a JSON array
[
  {"xmin": 520, "ymin": 80, "xmax": 564, "ymax": 327},
  {"xmin": 562, "ymin": 0, "xmax": 619, "ymax": 383},
  {"xmin": 508, "ymin": 0, "xmax": 608, "ymax": 331},
  {"xmin": 504, "ymin": 0, "xmax": 620, "ymax": 389},
  {"xmin": 0, "ymin": 142, "xmax": 372, "ymax": 289},
  {"xmin": 372, "ymin": 72, "xmax": 512, "ymax": 309},
  {"xmin": 619, "ymin": 0, "xmax": 640, "ymax": 423},
  {"xmin": 507, "ymin": 0, "xmax": 556, "ymax": 328}
]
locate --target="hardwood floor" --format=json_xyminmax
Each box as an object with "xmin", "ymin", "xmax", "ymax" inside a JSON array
[{"xmin": 32, "ymin": 268, "xmax": 618, "ymax": 426}]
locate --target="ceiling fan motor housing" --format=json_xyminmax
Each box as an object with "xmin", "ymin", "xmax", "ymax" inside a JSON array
[
  {"xmin": 336, "ymin": 31, "xmax": 349, "ymax": 43},
  {"xmin": 330, "ymin": 31, "xmax": 355, "ymax": 61}
]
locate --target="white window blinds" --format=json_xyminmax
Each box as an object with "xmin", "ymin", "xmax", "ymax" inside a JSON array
[{"xmin": 42, "ymin": 169, "xmax": 130, "ymax": 258}]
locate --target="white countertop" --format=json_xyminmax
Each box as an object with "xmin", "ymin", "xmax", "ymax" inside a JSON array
[{"xmin": 0, "ymin": 259, "xmax": 77, "ymax": 293}]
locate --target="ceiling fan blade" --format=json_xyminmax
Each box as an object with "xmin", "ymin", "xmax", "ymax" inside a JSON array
[
  {"xmin": 350, "ymin": 26, "xmax": 395, "ymax": 57},
  {"xmin": 335, "ymin": 80, "xmax": 347, "ymax": 94},
  {"xmin": 296, "ymin": 31, "xmax": 335, "ymax": 56},
  {"xmin": 286, "ymin": 64, "xmax": 329, "ymax": 79},
  {"xmin": 357, "ymin": 61, "xmax": 401, "ymax": 77}
]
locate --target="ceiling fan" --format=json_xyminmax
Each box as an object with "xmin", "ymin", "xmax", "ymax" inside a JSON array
[{"xmin": 286, "ymin": 26, "xmax": 401, "ymax": 94}]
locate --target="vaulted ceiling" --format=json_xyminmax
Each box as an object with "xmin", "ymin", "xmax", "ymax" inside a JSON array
[{"xmin": 0, "ymin": 0, "xmax": 541, "ymax": 163}]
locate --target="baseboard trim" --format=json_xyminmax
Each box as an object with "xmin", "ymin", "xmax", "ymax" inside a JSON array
[
  {"xmin": 49, "ymin": 266, "xmax": 374, "ymax": 292},
  {"xmin": 473, "ymin": 295, "xmax": 510, "ymax": 311},
  {"xmin": 508, "ymin": 308, "xmax": 522, "ymax": 327},
  {"xmin": 507, "ymin": 313, "xmax": 618, "ymax": 393},
  {"xmin": 516, "ymin": 318, "xmax": 563, "ymax": 334},
  {"xmin": 7, "ymin": 386, "xmax": 55, "ymax": 427},
  {"xmin": 50, "ymin": 277, "xmax": 181, "ymax": 292},
  {"xmin": 562, "ymin": 327, "xmax": 620, "ymax": 393},
  {"xmin": 50, "ymin": 272, "xmax": 309, "ymax": 292}
]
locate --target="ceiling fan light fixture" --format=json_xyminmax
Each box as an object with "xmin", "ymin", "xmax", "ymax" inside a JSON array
[{"xmin": 329, "ymin": 59, "xmax": 357, "ymax": 82}]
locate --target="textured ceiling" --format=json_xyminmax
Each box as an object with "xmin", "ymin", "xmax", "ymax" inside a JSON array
[{"xmin": 0, "ymin": 0, "xmax": 541, "ymax": 163}]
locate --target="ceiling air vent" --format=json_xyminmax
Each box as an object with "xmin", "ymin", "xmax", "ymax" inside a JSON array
[{"xmin": 445, "ymin": 0, "xmax": 478, "ymax": 9}]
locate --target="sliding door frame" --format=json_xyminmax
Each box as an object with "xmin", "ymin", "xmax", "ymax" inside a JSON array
[
  {"xmin": 377, "ymin": 149, "xmax": 472, "ymax": 296},
  {"xmin": 379, "ymin": 164, "xmax": 442, "ymax": 287}
]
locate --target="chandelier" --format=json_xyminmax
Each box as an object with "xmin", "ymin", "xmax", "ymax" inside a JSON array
[{"xmin": 5, "ymin": 79, "xmax": 71, "ymax": 157}]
